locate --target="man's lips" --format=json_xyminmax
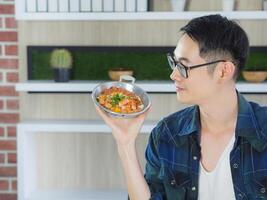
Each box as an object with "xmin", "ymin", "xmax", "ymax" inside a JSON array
[{"xmin": 175, "ymin": 85, "xmax": 186, "ymax": 92}]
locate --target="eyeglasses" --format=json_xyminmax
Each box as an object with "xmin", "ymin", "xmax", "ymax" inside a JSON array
[{"xmin": 167, "ymin": 53, "xmax": 227, "ymax": 78}]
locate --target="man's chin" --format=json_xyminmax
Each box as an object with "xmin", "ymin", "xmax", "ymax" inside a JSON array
[
  {"xmin": 177, "ymin": 94, "xmax": 186, "ymax": 103},
  {"xmin": 176, "ymin": 94, "xmax": 188, "ymax": 104}
]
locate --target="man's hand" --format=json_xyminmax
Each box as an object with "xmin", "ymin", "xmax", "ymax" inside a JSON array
[
  {"xmin": 95, "ymin": 105, "xmax": 151, "ymax": 145},
  {"xmin": 95, "ymin": 105, "xmax": 152, "ymax": 200}
]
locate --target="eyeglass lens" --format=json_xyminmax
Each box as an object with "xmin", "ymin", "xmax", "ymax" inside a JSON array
[{"xmin": 167, "ymin": 54, "xmax": 187, "ymax": 78}]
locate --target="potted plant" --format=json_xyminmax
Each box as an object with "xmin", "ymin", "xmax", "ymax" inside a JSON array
[
  {"xmin": 50, "ymin": 48, "xmax": 73, "ymax": 82},
  {"xmin": 242, "ymin": 56, "xmax": 267, "ymax": 83}
]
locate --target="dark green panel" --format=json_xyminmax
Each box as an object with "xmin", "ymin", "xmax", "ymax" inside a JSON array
[
  {"xmin": 29, "ymin": 47, "xmax": 267, "ymax": 81},
  {"xmin": 31, "ymin": 50, "xmax": 172, "ymax": 81},
  {"xmin": 245, "ymin": 52, "xmax": 267, "ymax": 71},
  {"xmin": 32, "ymin": 51, "xmax": 53, "ymax": 80}
]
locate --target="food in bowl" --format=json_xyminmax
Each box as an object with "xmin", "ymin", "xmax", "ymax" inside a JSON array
[
  {"xmin": 96, "ymin": 86, "xmax": 144, "ymax": 114},
  {"xmin": 92, "ymin": 76, "xmax": 151, "ymax": 118}
]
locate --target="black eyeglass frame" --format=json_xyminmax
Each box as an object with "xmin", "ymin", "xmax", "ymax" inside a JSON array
[{"xmin": 167, "ymin": 53, "xmax": 227, "ymax": 78}]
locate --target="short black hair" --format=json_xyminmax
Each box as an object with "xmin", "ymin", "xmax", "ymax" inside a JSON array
[{"xmin": 180, "ymin": 14, "xmax": 249, "ymax": 79}]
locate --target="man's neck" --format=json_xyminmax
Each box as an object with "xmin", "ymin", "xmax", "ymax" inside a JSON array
[{"xmin": 199, "ymin": 87, "xmax": 238, "ymax": 135}]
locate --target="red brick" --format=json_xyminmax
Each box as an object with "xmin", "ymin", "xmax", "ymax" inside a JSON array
[
  {"xmin": 0, "ymin": 194, "xmax": 17, "ymax": 200},
  {"xmin": 0, "ymin": 18, "xmax": 2, "ymax": 28},
  {"xmin": 0, "ymin": 140, "xmax": 16, "ymax": 150},
  {"xmin": 5, "ymin": 17, "xmax": 17, "ymax": 29},
  {"xmin": 0, "ymin": 180, "xmax": 9, "ymax": 190},
  {"xmin": 0, "ymin": 86, "xmax": 18, "ymax": 96},
  {"xmin": 0, "ymin": 72, "xmax": 2, "ymax": 81},
  {"xmin": 11, "ymin": 180, "xmax": 16, "ymax": 191},
  {"xmin": 0, "ymin": 153, "xmax": 5, "ymax": 163},
  {"xmin": 5, "ymin": 45, "xmax": 17, "ymax": 56},
  {"xmin": 6, "ymin": 99, "xmax": 19, "ymax": 110},
  {"xmin": 0, "ymin": 127, "xmax": 4, "ymax": 136},
  {"xmin": 0, "ymin": 5, "xmax": 14, "ymax": 14},
  {"xmin": 7, "ymin": 126, "xmax": 16, "ymax": 137},
  {"xmin": 0, "ymin": 167, "xmax": 16, "ymax": 177},
  {"xmin": 6, "ymin": 72, "xmax": 18, "ymax": 83},
  {"xmin": 0, "ymin": 32, "xmax": 17, "ymax": 42},
  {"xmin": 8, "ymin": 153, "xmax": 16, "ymax": 163},
  {"xmin": 0, "ymin": 59, "xmax": 18, "ymax": 69},
  {"xmin": 0, "ymin": 100, "xmax": 3, "ymax": 109},
  {"xmin": 0, "ymin": 113, "xmax": 19, "ymax": 123}
]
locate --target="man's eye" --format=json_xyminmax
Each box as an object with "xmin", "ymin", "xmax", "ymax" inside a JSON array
[{"xmin": 179, "ymin": 61, "xmax": 187, "ymax": 67}]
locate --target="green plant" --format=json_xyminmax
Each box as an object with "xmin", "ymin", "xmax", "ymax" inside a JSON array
[
  {"xmin": 244, "ymin": 52, "xmax": 267, "ymax": 71},
  {"xmin": 50, "ymin": 49, "xmax": 72, "ymax": 69}
]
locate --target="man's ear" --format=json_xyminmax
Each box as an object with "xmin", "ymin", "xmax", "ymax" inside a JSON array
[{"xmin": 216, "ymin": 61, "xmax": 235, "ymax": 81}]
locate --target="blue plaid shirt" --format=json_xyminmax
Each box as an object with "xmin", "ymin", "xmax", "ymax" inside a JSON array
[{"xmin": 145, "ymin": 92, "xmax": 267, "ymax": 200}]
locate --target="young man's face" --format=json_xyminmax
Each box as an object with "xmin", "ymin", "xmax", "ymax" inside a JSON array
[{"xmin": 170, "ymin": 34, "xmax": 220, "ymax": 105}]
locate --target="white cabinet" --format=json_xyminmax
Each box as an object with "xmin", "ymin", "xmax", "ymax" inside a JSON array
[{"xmin": 17, "ymin": 120, "xmax": 156, "ymax": 200}]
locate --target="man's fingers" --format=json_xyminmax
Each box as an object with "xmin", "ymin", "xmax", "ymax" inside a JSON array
[
  {"xmin": 134, "ymin": 105, "xmax": 152, "ymax": 123},
  {"xmin": 95, "ymin": 105, "xmax": 110, "ymax": 121},
  {"xmin": 95, "ymin": 104, "xmax": 152, "ymax": 124},
  {"xmin": 140, "ymin": 105, "xmax": 152, "ymax": 118}
]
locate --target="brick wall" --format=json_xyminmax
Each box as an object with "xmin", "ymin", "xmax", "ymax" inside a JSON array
[{"xmin": 0, "ymin": 0, "xmax": 18, "ymax": 199}]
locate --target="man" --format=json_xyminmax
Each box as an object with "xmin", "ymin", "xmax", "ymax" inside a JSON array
[{"xmin": 96, "ymin": 14, "xmax": 267, "ymax": 200}]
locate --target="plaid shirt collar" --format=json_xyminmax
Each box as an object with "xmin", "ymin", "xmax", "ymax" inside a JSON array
[{"xmin": 168, "ymin": 92, "xmax": 267, "ymax": 152}]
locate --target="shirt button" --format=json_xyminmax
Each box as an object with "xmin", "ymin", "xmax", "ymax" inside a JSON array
[
  {"xmin": 260, "ymin": 188, "xmax": 266, "ymax": 193},
  {"xmin": 233, "ymin": 163, "xmax": 238, "ymax": 168},
  {"xmin": 191, "ymin": 186, "xmax": 196, "ymax": 191},
  {"xmin": 170, "ymin": 179, "xmax": 176, "ymax": 186},
  {"xmin": 193, "ymin": 156, "xmax": 198, "ymax": 160}
]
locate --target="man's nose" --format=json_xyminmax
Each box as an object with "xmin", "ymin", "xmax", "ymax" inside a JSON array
[{"xmin": 170, "ymin": 68, "xmax": 184, "ymax": 81}]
